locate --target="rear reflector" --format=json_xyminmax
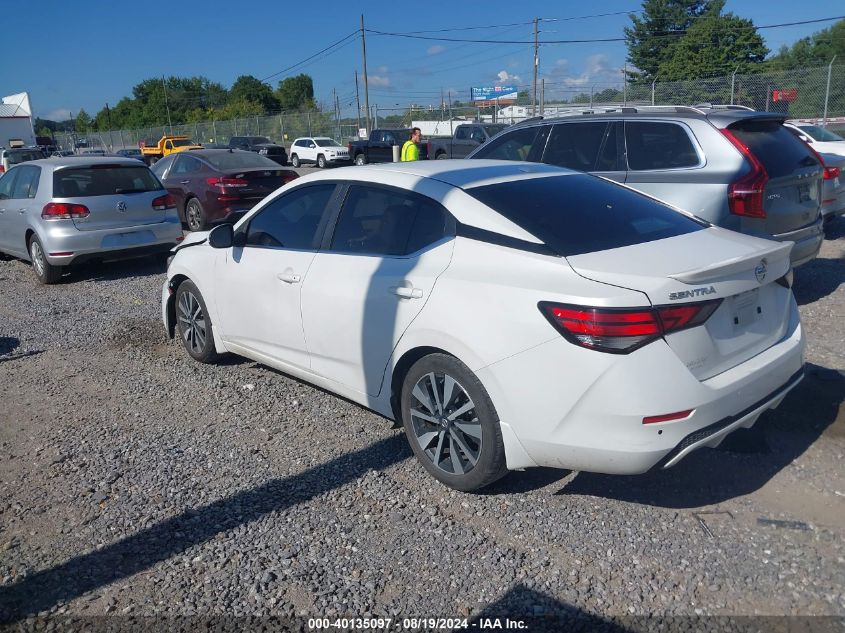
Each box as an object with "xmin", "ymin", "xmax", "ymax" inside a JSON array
[
  {"xmin": 42, "ymin": 202, "xmax": 90, "ymax": 219},
  {"xmin": 538, "ymin": 299, "xmax": 722, "ymax": 354},
  {"xmin": 48, "ymin": 251, "xmax": 74, "ymax": 257},
  {"xmin": 643, "ymin": 410, "xmax": 693, "ymax": 425},
  {"xmin": 721, "ymin": 128, "xmax": 768, "ymax": 219},
  {"xmin": 152, "ymin": 194, "xmax": 175, "ymax": 210},
  {"xmin": 175, "ymin": 236, "xmax": 185, "ymax": 242}
]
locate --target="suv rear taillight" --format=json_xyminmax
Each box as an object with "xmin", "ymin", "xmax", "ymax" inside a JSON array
[
  {"xmin": 538, "ymin": 300, "xmax": 721, "ymax": 354},
  {"xmin": 42, "ymin": 202, "xmax": 90, "ymax": 219},
  {"xmin": 152, "ymin": 194, "xmax": 175, "ymax": 210},
  {"xmin": 720, "ymin": 128, "xmax": 769, "ymax": 219}
]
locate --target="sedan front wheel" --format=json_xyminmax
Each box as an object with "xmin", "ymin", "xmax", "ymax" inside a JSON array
[{"xmin": 175, "ymin": 280, "xmax": 218, "ymax": 364}]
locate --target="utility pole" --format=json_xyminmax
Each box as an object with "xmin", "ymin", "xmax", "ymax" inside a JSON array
[
  {"xmin": 823, "ymin": 55, "xmax": 837, "ymax": 126},
  {"xmin": 360, "ymin": 15, "xmax": 371, "ymax": 135},
  {"xmin": 540, "ymin": 79, "xmax": 544, "ymax": 117},
  {"xmin": 448, "ymin": 91, "xmax": 453, "ymax": 136},
  {"xmin": 532, "ymin": 17, "xmax": 539, "ymax": 117},
  {"xmin": 333, "ymin": 87, "xmax": 338, "ymax": 140},
  {"xmin": 161, "ymin": 76, "xmax": 173, "ymax": 135},
  {"xmin": 355, "ymin": 70, "xmax": 362, "ymax": 134},
  {"xmin": 622, "ymin": 64, "xmax": 627, "ymax": 106}
]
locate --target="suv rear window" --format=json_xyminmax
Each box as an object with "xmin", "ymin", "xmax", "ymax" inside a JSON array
[
  {"xmin": 53, "ymin": 165, "xmax": 162, "ymax": 197},
  {"xmin": 729, "ymin": 120, "xmax": 818, "ymax": 178},
  {"xmin": 6, "ymin": 150, "xmax": 44, "ymax": 164},
  {"xmin": 465, "ymin": 174, "xmax": 704, "ymax": 256}
]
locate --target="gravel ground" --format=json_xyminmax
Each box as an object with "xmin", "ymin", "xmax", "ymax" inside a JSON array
[{"xmin": 0, "ymin": 210, "xmax": 843, "ymax": 631}]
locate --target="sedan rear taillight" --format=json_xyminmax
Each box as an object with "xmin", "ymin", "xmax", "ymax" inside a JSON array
[
  {"xmin": 152, "ymin": 194, "xmax": 176, "ymax": 210},
  {"xmin": 282, "ymin": 171, "xmax": 300, "ymax": 184},
  {"xmin": 538, "ymin": 300, "xmax": 721, "ymax": 354},
  {"xmin": 804, "ymin": 143, "xmax": 841, "ymax": 180},
  {"xmin": 207, "ymin": 177, "xmax": 249, "ymax": 187},
  {"xmin": 721, "ymin": 128, "xmax": 768, "ymax": 219},
  {"xmin": 42, "ymin": 202, "xmax": 90, "ymax": 219}
]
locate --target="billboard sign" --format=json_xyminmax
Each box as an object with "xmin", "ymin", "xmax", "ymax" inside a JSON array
[{"xmin": 471, "ymin": 86, "xmax": 518, "ymax": 102}]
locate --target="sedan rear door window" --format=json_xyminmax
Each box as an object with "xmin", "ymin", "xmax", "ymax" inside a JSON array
[{"xmin": 330, "ymin": 185, "xmax": 453, "ymax": 256}]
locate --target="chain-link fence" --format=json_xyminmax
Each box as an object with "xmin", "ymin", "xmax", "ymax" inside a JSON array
[
  {"xmin": 53, "ymin": 63, "xmax": 845, "ymax": 151},
  {"xmin": 53, "ymin": 110, "xmax": 360, "ymax": 152}
]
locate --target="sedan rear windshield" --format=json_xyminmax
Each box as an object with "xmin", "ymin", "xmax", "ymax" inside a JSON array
[
  {"xmin": 205, "ymin": 152, "xmax": 281, "ymax": 170},
  {"xmin": 798, "ymin": 125, "xmax": 844, "ymax": 142},
  {"xmin": 729, "ymin": 121, "xmax": 818, "ymax": 178},
  {"xmin": 7, "ymin": 150, "xmax": 44, "ymax": 164},
  {"xmin": 465, "ymin": 174, "xmax": 704, "ymax": 256},
  {"xmin": 53, "ymin": 165, "xmax": 163, "ymax": 197}
]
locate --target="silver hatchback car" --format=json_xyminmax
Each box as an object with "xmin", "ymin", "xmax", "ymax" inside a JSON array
[{"xmin": 0, "ymin": 157, "xmax": 183, "ymax": 283}]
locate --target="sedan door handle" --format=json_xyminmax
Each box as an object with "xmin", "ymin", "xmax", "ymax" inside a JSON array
[
  {"xmin": 391, "ymin": 286, "xmax": 423, "ymax": 299},
  {"xmin": 277, "ymin": 272, "xmax": 301, "ymax": 284},
  {"xmin": 18, "ymin": 208, "xmax": 26, "ymax": 214},
  {"xmin": 180, "ymin": 180, "xmax": 190, "ymax": 185}
]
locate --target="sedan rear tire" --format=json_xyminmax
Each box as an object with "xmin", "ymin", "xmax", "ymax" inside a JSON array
[
  {"xmin": 28, "ymin": 235, "xmax": 63, "ymax": 284},
  {"xmin": 400, "ymin": 353, "xmax": 508, "ymax": 492},
  {"xmin": 175, "ymin": 280, "xmax": 218, "ymax": 364},
  {"xmin": 185, "ymin": 198, "xmax": 208, "ymax": 232}
]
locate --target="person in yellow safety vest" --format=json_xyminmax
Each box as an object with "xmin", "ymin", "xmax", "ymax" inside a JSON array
[{"xmin": 401, "ymin": 127, "xmax": 422, "ymax": 161}]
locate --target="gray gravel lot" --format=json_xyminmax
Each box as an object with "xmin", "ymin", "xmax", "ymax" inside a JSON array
[{"xmin": 0, "ymin": 209, "xmax": 843, "ymax": 629}]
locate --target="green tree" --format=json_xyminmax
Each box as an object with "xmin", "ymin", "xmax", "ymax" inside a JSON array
[
  {"xmin": 657, "ymin": 11, "xmax": 767, "ymax": 81},
  {"xmin": 37, "ymin": 126, "xmax": 53, "ymax": 138},
  {"xmin": 276, "ymin": 74, "xmax": 316, "ymax": 111},
  {"xmin": 624, "ymin": 0, "xmax": 721, "ymax": 82},
  {"xmin": 75, "ymin": 109, "xmax": 93, "ymax": 133},
  {"xmin": 767, "ymin": 19, "xmax": 845, "ymax": 70},
  {"xmin": 230, "ymin": 75, "xmax": 280, "ymax": 112},
  {"xmin": 217, "ymin": 98, "xmax": 265, "ymax": 120}
]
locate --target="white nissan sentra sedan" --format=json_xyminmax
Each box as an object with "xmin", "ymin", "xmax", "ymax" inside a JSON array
[{"xmin": 162, "ymin": 160, "xmax": 805, "ymax": 491}]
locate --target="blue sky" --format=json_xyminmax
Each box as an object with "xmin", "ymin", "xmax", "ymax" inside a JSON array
[{"xmin": 1, "ymin": 1, "xmax": 840, "ymax": 121}]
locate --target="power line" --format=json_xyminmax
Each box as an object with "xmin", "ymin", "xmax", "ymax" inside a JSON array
[
  {"xmin": 366, "ymin": 15, "xmax": 845, "ymax": 44},
  {"xmin": 260, "ymin": 30, "xmax": 359, "ymax": 82}
]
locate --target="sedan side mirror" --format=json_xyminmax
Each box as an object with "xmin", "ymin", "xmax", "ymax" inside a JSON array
[{"xmin": 208, "ymin": 223, "xmax": 233, "ymax": 248}]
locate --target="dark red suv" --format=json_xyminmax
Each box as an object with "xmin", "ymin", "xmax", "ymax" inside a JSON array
[{"xmin": 151, "ymin": 149, "xmax": 298, "ymax": 231}]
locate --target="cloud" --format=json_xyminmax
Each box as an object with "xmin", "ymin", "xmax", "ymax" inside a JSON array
[
  {"xmin": 44, "ymin": 108, "xmax": 72, "ymax": 121},
  {"xmin": 496, "ymin": 70, "xmax": 521, "ymax": 84},
  {"xmin": 369, "ymin": 75, "xmax": 391, "ymax": 87},
  {"xmin": 427, "ymin": 45, "xmax": 446, "ymax": 55},
  {"xmin": 544, "ymin": 54, "xmax": 622, "ymax": 91}
]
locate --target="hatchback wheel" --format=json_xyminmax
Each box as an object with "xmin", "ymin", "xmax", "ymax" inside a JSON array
[
  {"xmin": 401, "ymin": 353, "xmax": 507, "ymax": 491},
  {"xmin": 317, "ymin": 154, "xmax": 327, "ymax": 169},
  {"xmin": 185, "ymin": 198, "xmax": 207, "ymax": 232},
  {"xmin": 175, "ymin": 280, "xmax": 218, "ymax": 363},
  {"xmin": 29, "ymin": 235, "xmax": 63, "ymax": 284},
  {"xmin": 354, "ymin": 154, "xmax": 366, "ymax": 166},
  {"xmin": 291, "ymin": 154, "xmax": 300, "ymax": 168}
]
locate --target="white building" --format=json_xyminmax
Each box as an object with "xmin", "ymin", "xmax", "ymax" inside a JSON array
[{"xmin": 1, "ymin": 92, "xmax": 36, "ymax": 148}]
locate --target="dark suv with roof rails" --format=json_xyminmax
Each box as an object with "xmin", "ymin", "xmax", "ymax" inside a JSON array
[{"xmin": 468, "ymin": 105, "xmax": 824, "ymax": 267}]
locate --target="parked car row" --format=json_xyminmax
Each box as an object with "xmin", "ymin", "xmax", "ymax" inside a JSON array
[{"xmin": 0, "ymin": 101, "xmax": 839, "ymax": 492}]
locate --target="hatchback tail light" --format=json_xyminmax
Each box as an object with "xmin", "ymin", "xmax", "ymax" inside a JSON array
[
  {"xmin": 152, "ymin": 194, "xmax": 175, "ymax": 210},
  {"xmin": 42, "ymin": 202, "xmax": 90, "ymax": 219},
  {"xmin": 538, "ymin": 300, "xmax": 721, "ymax": 354},
  {"xmin": 0, "ymin": 166, "xmax": 5, "ymax": 174},
  {"xmin": 207, "ymin": 177, "xmax": 248, "ymax": 187},
  {"xmin": 720, "ymin": 128, "xmax": 768, "ymax": 219}
]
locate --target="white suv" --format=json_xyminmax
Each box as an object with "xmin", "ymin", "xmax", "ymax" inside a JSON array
[{"xmin": 289, "ymin": 137, "xmax": 350, "ymax": 168}]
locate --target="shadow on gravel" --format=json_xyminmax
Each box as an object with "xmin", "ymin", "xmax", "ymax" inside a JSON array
[
  {"xmin": 471, "ymin": 584, "xmax": 630, "ymax": 632},
  {"xmin": 793, "ymin": 254, "xmax": 845, "ymax": 306},
  {"xmin": 0, "ymin": 337, "xmax": 43, "ymax": 363},
  {"xmin": 0, "ymin": 434, "xmax": 411, "ymax": 623},
  {"xmin": 557, "ymin": 363, "xmax": 844, "ymax": 509},
  {"xmin": 65, "ymin": 256, "xmax": 167, "ymax": 284}
]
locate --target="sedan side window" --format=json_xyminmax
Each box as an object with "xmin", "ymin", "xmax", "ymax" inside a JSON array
[
  {"xmin": 11, "ymin": 165, "xmax": 40, "ymax": 199},
  {"xmin": 330, "ymin": 185, "xmax": 454, "ymax": 257},
  {"xmin": 245, "ymin": 184, "xmax": 336, "ymax": 250},
  {"xmin": 0, "ymin": 170, "xmax": 18, "ymax": 200}
]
